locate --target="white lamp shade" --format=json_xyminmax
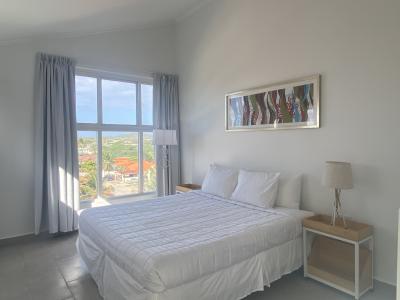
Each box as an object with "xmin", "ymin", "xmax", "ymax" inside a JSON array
[
  {"xmin": 322, "ymin": 161, "xmax": 353, "ymax": 189},
  {"xmin": 153, "ymin": 129, "xmax": 177, "ymax": 146}
]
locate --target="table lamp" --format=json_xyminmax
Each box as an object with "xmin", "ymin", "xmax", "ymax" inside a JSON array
[{"xmin": 322, "ymin": 161, "xmax": 353, "ymax": 228}]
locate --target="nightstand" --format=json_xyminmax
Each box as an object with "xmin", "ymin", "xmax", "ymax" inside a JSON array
[
  {"xmin": 303, "ymin": 215, "xmax": 373, "ymax": 299},
  {"xmin": 176, "ymin": 184, "xmax": 201, "ymax": 194}
]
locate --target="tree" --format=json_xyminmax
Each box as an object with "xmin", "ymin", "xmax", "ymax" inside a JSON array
[{"xmin": 103, "ymin": 152, "xmax": 114, "ymax": 175}]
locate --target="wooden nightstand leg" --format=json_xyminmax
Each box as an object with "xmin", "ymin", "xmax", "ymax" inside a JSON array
[
  {"xmin": 303, "ymin": 228, "xmax": 308, "ymax": 277},
  {"xmin": 370, "ymin": 237, "xmax": 374, "ymax": 291},
  {"xmin": 355, "ymin": 242, "xmax": 360, "ymax": 299}
]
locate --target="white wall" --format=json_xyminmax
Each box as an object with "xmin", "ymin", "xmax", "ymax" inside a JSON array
[
  {"xmin": 177, "ymin": 0, "xmax": 400, "ymax": 284},
  {"xmin": 0, "ymin": 26, "xmax": 176, "ymax": 239}
]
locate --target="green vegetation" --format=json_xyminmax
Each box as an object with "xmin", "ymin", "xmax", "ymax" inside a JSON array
[
  {"xmin": 79, "ymin": 160, "xmax": 97, "ymax": 200},
  {"xmin": 78, "ymin": 133, "xmax": 156, "ymax": 201},
  {"xmin": 102, "ymin": 134, "xmax": 138, "ymax": 161}
]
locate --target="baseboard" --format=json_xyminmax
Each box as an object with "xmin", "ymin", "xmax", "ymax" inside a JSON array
[
  {"xmin": 0, "ymin": 231, "xmax": 35, "ymax": 240},
  {"xmin": 0, "ymin": 231, "xmax": 80, "ymax": 247},
  {"xmin": 374, "ymin": 276, "xmax": 396, "ymax": 287},
  {"xmin": 0, "ymin": 230, "xmax": 56, "ymax": 246},
  {"xmin": 0, "ymin": 231, "xmax": 35, "ymax": 246}
]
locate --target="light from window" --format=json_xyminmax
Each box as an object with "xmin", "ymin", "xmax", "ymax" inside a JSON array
[{"xmin": 75, "ymin": 73, "xmax": 155, "ymax": 202}]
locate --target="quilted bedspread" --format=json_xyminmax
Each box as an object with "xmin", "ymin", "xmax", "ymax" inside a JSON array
[{"xmin": 78, "ymin": 191, "xmax": 304, "ymax": 292}]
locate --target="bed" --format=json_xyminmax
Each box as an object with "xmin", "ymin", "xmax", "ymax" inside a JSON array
[{"xmin": 77, "ymin": 190, "xmax": 313, "ymax": 300}]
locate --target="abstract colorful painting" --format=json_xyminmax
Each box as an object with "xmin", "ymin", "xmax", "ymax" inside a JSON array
[{"xmin": 225, "ymin": 75, "xmax": 320, "ymax": 131}]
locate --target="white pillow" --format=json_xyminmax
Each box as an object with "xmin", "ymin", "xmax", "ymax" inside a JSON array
[
  {"xmin": 275, "ymin": 174, "xmax": 302, "ymax": 209},
  {"xmin": 201, "ymin": 164, "xmax": 238, "ymax": 198},
  {"xmin": 231, "ymin": 170, "xmax": 280, "ymax": 208}
]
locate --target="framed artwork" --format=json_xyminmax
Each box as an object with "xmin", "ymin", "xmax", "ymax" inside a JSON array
[{"xmin": 225, "ymin": 74, "xmax": 320, "ymax": 131}]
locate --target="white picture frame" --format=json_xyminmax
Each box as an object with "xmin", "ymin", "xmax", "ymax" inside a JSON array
[{"xmin": 225, "ymin": 74, "xmax": 320, "ymax": 131}]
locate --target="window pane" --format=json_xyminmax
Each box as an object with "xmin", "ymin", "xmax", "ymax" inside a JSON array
[
  {"xmin": 102, "ymin": 132, "xmax": 139, "ymax": 197},
  {"xmin": 77, "ymin": 131, "xmax": 97, "ymax": 201},
  {"xmin": 102, "ymin": 80, "xmax": 136, "ymax": 125},
  {"xmin": 75, "ymin": 76, "xmax": 97, "ymax": 123},
  {"xmin": 141, "ymin": 84, "xmax": 153, "ymax": 125},
  {"xmin": 143, "ymin": 132, "xmax": 156, "ymax": 192}
]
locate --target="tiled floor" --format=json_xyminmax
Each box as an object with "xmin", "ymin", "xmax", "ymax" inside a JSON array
[
  {"xmin": 0, "ymin": 233, "xmax": 99, "ymax": 300},
  {"xmin": 0, "ymin": 232, "xmax": 395, "ymax": 300}
]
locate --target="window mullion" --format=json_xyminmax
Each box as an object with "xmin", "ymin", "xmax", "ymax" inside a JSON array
[
  {"xmin": 139, "ymin": 132, "xmax": 144, "ymax": 194},
  {"xmin": 97, "ymin": 77, "xmax": 103, "ymax": 200},
  {"xmin": 137, "ymin": 81, "xmax": 142, "ymax": 126},
  {"xmin": 137, "ymin": 82, "xmax": 144, "ymax": 193},
  {"xmin": 97, "ymin": 130, "xmax": 102, "ymax": 200},
  {"xmin": 98, "ymin": 77, "xmax": 103, "ymax": 124},
  {"xmin": 96, "ymin": 124, "xmax": 151, "ymax": 132}
]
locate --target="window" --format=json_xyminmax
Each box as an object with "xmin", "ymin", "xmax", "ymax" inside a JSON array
[{"xmin": 75, "ymin": 71, "xmax": 156, "ymax": 202}]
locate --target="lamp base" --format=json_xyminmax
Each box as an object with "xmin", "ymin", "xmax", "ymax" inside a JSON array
[{"xmin": 331, "ymin": 188, "xmax": 347, "ymax": 228}]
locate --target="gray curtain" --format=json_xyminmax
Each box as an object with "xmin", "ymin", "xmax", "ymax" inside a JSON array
[
  {"xmin": 34, "ymin": 53, "xmax": 79, "ymax": 234},
  {"xmin": 153, "ymin": 73, "xmax": 181, "ymax": 196}
]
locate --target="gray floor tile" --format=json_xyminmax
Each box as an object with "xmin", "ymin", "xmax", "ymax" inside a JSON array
[
  {"xmin": 26, "ymin": 267, "xmax": 66, "ymax": 287},
  {"xmin": 57, "ymin": 254, "xmax": 89, "ymax": 282},
  {"xmin": 0, "ymin": 291, "xmax": 32, "ymax": 300},
  {"xmin": 24, "ymin": 257, "xmax": 59, "ymax": 276},
  {"xmin": 51, "ymin": 239, "xmax": 78, "ymax": 260},
  {"xmin": 0, "ymin": 245, "xmax": 25, "ymax": 275},
  {"xmin": 243, "ymin": 270, "xmax": 395, "ymax": 300},
  {"xmin": 0, "ymin": 270, "xmax": 31, "ymax": 300},
  {"xmin": 21, "ymin": 239, "xmax": 56, "ymax": 260},
  {"xmin": 0, "ymin": 243, "xmax": 24, "ymax": 257},
  {"xmin": 68, "ymin": 276, "xmax": 103, "ymax": 300},
  {"xmin": 29, "ymin": 278, "xmax": 72, "ymax": 300}
]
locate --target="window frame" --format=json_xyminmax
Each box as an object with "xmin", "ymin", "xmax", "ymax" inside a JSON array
[{"xmin": 76, "ymin": 67, "xmax": 155, "ymax": 203}]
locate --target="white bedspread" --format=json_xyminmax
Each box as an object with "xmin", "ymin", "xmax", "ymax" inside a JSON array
[{"xmin": 78, "ymin": 191, "xmax": 307, "ymax": 293}]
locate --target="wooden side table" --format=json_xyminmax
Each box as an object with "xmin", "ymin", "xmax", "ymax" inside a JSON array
[
  {"xmin": 303, "ymin": 215, "xmax": 373, "ymax": 299},
  {"xmin": 176, "ymin": 184, "xmax": 201, "ymax": 194}
]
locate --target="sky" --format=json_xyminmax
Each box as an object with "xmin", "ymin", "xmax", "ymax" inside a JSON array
[{"xmin": 75, "ymin": 76, "xmax": 153, "ymax": 126}]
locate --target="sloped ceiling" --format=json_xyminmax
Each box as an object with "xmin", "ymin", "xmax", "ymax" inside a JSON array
[{"xmin": 0, "ymin": 0, "xmax": 207, "ymax": 41}]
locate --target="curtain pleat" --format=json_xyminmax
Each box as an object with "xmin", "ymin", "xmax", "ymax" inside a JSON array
[{"xmin": 34, "ymin": 53, "xmax": 79, "ymax": 234}]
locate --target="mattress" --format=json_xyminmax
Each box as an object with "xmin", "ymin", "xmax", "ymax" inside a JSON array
[{"xmin": 78, "ymin": 191, "xmax": 312, "ymax": 294}]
